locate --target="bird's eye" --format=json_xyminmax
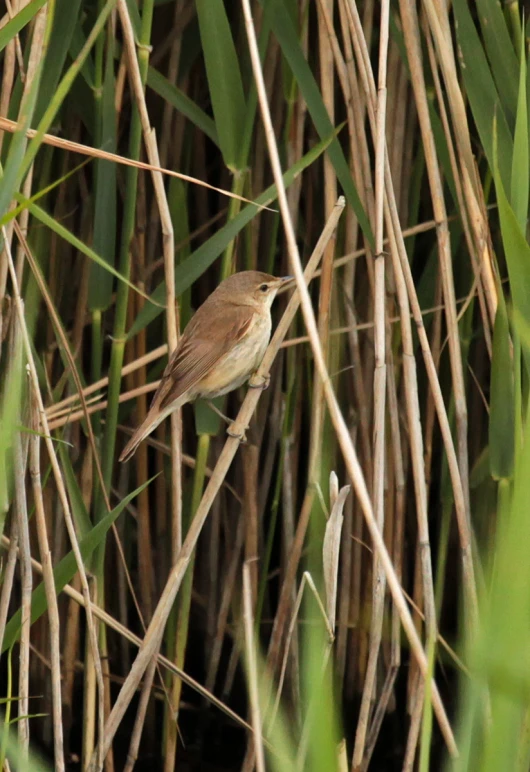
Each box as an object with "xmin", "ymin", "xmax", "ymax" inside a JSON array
[{"xmin": 259, "ymin": 283, "xmax": 268, "ymax": 292}]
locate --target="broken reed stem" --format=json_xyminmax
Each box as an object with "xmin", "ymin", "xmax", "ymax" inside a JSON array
[
  {"xmin": 29, "ymin": 405, "xmax": 65, "ymax": 772},
  {"xmin": 3, "ymin": 232, "xmax": 106, "ymax": 772},
  {"xmin": 86, "ymin": 197, "xmax": 347, "ymax": 768},
  {"xmin": 241, "ymin": 0, "xmax": 457, "ymax": 756},
  {"xmin": 351, "ymin": 0, "xmax": 389, "ymax": 764}
]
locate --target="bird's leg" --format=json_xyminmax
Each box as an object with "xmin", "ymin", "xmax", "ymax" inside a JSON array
[
  {"xmin": 206, "ymin": 400, "xmax": 248, "ymax": 443},
  {"xmin": 248, "ymin": 372, "xmax": 270, "ymax": 390},
  {"xmin": 206, "ymin": 400, "xmax": 233, "ymax": 425}
]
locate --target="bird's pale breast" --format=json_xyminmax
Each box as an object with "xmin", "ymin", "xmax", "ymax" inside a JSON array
[{"xmin": 195, "ymin": 311, "xmax": 271, "ymax": 399}]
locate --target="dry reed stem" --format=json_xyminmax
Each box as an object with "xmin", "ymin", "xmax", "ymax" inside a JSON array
[
  {"xmin": 336, "ymin": 0, "xmax": 437, "ymax": 760},
  {"xmin": 308, "ymin": 0, "xmax": 337, "ymax": 485},
  {"xmin": 86, "ymin": 197, "xmax": 347, "ymax": 768},
  {"xmin": 241, "ymin": 0, "xmax": 457, "ymax": 756},
  {"xmin": 0, "ymin": 1, "xmax": 48, "ymax": 353},
  {"xmin": 400, "ymin": 0, "xmax": 471, "ymax": 572},
  {"xmin": 11, "ymin": 218, "xmax": 150, "ymax": 654},
  {"xmin": 123, "ymin": 655, "xmax": 158, "ymax": 772},
  {"xmin": 0, "ymin": 2, "xmax": 18, "ymax": 157},
  {"xmin": 205, "ymin": 517, "xmax": 244, "ymax": 692},
  {"xmin": 3, "ymin": 235, "xmax": 106, "ymax": 772},
  {"xmin": 271, "ymin": 571, "xmax": 333, "ymax": 730},
  {"xmin": 0, "ymin": 116, "xmax": 275, "ymax": 211},
  {"xmin": 117, "ymin": 0, "xmax": 182, "ymax": 557},
  {"xmin": 13, "ymin": 399, "xmax": 30, "ymax": 760},
  {"xmin": 0, "ymin": 528, "xmax": 258, "ymax": 736},
  {"xmin": 129, "ymin": 181, "xmax": 154, "ymax": 623},
  {"xmin": 421, "ymin": 0, "xmax": 497, "ymax": 324},
  {"xmin": 349, "ymin": 0, "xmax": 389, "ymax": 762},
  {"xmin": 29, "ymin": 406, "xmax": 65, "ymax": 771},
  {"xmin": 344, "ymin": 0, "xmax": 478, "ymax": 628},
  {"xmin": 247, "ymin": 208, "xmax": 351, "ymax": 728},
  {"xmin": 243, "ymin": 562, "xmax": 266, "ymax": 772},
  {"xmin": 0, "ymin": 519, "xmax": 18, "ymax": 655},
  {"xmin": 421, "ymin": 16, "xmax": 492, "ymax": 355}
]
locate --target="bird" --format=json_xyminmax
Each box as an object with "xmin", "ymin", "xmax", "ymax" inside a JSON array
[{"xmin": 119, "ymin": 270, "xmax": 294, "ymax": 462}]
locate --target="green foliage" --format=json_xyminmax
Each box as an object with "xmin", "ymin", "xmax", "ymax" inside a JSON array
[
  {"xmin": 196, "ymin": 0, "xmax": 246, "ymax": 170},
  {"xmin": 1, "ymin": 477, "xmax": 155, "ymax": 654}
]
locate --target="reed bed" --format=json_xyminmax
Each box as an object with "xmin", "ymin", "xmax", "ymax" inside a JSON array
[{"xmin": 0, "ymin": 1, "xmax": 528, "ymax": 770}]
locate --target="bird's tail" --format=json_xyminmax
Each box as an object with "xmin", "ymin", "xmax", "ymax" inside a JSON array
[{"xmin": 119, "ymin": 409, "xmax": 168, "ymax": 463}]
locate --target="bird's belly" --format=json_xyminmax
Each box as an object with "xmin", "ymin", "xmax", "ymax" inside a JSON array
[{"xmin": 196, "ymin": 315, "xmax": 271, "ymax": 399}]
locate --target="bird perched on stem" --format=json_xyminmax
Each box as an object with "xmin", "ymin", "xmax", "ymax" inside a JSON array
[{"xmin": 119, "ymin": 270, "xmax": 294, "ymax": 462}]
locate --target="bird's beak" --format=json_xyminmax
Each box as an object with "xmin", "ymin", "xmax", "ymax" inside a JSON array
[{"xmin": 277, "ymin": 275, "xmax": 295, "ymax": 290}]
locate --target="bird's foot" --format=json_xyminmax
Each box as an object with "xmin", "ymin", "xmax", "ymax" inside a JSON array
[
  {"xmin": 249, "ymin": 372, "xmax": 270, "ymax": 390},
  {"xmin": 206, "ymin": 400, "xmax": 233, "ymax": 425},
  {"xmin": 227, "ymin": 423, "xmax": 248, "ymax": 444}
]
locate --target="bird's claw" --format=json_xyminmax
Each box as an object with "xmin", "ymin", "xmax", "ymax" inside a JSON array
[
  {"xmin": 249, "ymin": 373, "xmax": 270, "ymax": 390},
  {"xmin": 227, "ymin": 423, "xmax": 247, "ymax": 443}
]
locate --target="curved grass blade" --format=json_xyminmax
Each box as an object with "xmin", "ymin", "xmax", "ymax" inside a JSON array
[
  {"xmin": 127, "ymin": 126, "xmax": 339, "ymax": 338},
  {"xmin": 0, "ymin": 158, "xmax": 89, "ymax": 228},
  {"xmin": 147, "ymin": 66, "xmax": 218, "ymax": 146},
  {"xmin": 26, "ymin": 201, "xmax": 162, "ymax": 306},
  {"xmin": 1, "ymin": 477, "xmax": 156, "ymax": 654}
]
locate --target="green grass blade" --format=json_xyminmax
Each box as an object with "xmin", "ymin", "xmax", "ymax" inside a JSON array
[
  {"xmin": 89, "ymin": 31, "xmax": 118, "ymax": 313},
  {"xmin": 1, "ymin": 477, "xmax": 156, "ymax": 654},
  {"xmin": 26, "ymin": 201, "xmax": 160, "ymax": 306},
  {"xmin": 59, "ymin": 446, "xmax": 93, "ymax": 539},
  {"xmin": 259, "ymin": 0, "xmax": 372, "ymax": 245},
  {"xmin": 69, "ymin": 17, "xmax": 95, "ymax": 88},
  {"xmin": 0, "ymin": 0, "xmax": 47, "ymax": 53},
  {"xmin": 0, "ymin": 2, "xmax": 54, "ymax": 220},
  {"xmin": 489, "ymin": 291, "xmax": 515, "ymax": 480},
  {"xmin": 127, "ymin": 126, "xmax": 338, "ymax": 338},
  {"xmin": 511, "ymin": 35, "xmax": 529, "ymax": 230},
  {"xmin": 34, "ymin": 0, "xmax": 83, "ymax": 123},
  {"xmin": 147, "ymin": 66, "xmax": 218, "ymax": 146},
  {"xmin": 493, "ymin": 123, "xmax": 530, "ymax": 350},
  {"xmin": 196, "ymin": 0, "xmax": 246, "ymax": 170},
  {"xmin": 476, "ymin": 0, "xmax": 519, "ymax": 120},
  {"xmin": 453, "ymin": 0, "xmax": 513, "ymax": 191},
  {"xmin": 0, "ymin": 158, "xmax": 89, "ymax": 228},
  {"xmin": 17, "ymin": 0, "xmax": 116, "ymax": 186}
]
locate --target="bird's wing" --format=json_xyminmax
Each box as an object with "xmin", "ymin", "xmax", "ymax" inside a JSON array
[{"xmin": 155, "ymin": 303, "xmax": 256, "ymax": 410}]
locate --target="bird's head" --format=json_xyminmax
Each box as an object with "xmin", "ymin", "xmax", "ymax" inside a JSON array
[{"xmin": 217, "ymin": 270, "xmax": 295, "ymax": 310}]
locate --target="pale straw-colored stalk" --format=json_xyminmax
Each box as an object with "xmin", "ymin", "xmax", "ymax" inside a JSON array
[{"xmin": 240, "ymin": 0, "xmax": 456, "ymax": 756}]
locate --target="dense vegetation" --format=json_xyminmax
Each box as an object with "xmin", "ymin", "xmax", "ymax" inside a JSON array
[{"xmin": 0, "ymin": 0, "xmax": 529, "ymax": 770}]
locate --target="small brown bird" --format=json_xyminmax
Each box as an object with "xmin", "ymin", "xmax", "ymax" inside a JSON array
[{"xmin": 119, "ymin": 271, "xmax": 293, "ymax": 462}]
